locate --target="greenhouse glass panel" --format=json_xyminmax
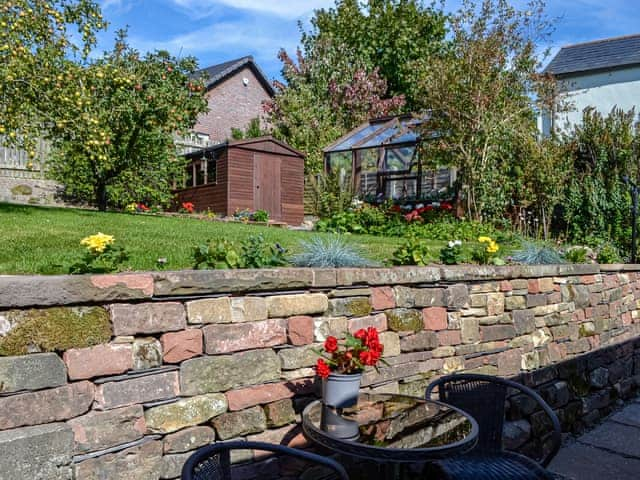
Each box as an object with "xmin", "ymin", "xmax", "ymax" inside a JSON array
[{"xmin": 382, "ymin": 146, "xmax": 416, "ymax": 172}]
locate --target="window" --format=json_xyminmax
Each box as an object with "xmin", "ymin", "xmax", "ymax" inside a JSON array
[
  {"xmin": 185, "ymin": 163, "xmax": 194, "ymax": 188},
  {"xmin": 206, "ymin": 157, "xmax": 217, "ymax": 184}
]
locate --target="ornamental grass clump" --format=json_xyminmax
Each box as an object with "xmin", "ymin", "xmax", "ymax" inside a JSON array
[
  {"xmin": 70, "ymin": 232, "xmax": 128, "ymax": 273},
  {"xmin": 511, "ymin": 242, "xmax": 564, "ymax": 265},
  {"xmin": 315, "ymin": 327, "xmax": 386, "ymax": 378},
  {"xmin": 292, "ymin": 236, "xmax": 375, "ymax": 268}
]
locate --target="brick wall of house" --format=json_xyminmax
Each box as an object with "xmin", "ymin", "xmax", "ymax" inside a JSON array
[
  {"xmin": 1, "ymin": 264, "xmax": 640, "ymax": 478},
  {"xmin": 193, "ymin": 67, "xmax": 272, "ymax": 143}
]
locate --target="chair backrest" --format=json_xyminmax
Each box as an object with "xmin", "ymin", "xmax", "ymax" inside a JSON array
[
  {"xmin": 427, "ymin": 375, "xmax": 508, "ymax": 455},
  {"xmin": 181, "ymin": 440, "xmax": 350, "ymax": 480}
]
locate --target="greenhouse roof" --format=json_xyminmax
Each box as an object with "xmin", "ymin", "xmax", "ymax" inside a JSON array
[{"xmin": 323, "ymin": 114, "xmax": 429, "ymax": 154}]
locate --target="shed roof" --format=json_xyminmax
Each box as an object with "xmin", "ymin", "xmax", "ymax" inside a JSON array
[
  {"xmin": 184, "ymin": 135, "xmax": 304, "ymax": 159},
  {"xmin": 544, "ymin": 34, "xmax": 640, "ymax": 77},
  {"xmin": 194, "ymin": 56, "xmax": 275, "ymax": 96},
  {"xmin": 323, "ymin": 114, "xmax": 430, "ymax": 154}
]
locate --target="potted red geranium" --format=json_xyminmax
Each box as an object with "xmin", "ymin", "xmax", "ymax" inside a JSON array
[{"xmin": 316, "ymin": 327, "xmax": 385, "ymax": 408}]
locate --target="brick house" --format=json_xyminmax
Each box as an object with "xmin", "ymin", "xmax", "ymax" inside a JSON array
[{"xmin": 192, "ymin": 56, "xmax": 275, "ymax": 143}]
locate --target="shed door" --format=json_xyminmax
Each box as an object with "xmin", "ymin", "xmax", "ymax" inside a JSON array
[{"xmin": 253, "ymin": 154, "xmax": 282, "ymax": 220}]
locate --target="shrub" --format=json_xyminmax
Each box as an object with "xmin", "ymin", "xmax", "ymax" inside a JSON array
[
  {"xmin": 596, "ymin": 243, "xmax": 622, "ymax": 264},
  {"xmin": 240, "ymin": 235, "xmax": 288, "ymax": 268},
  {"xmin": 390, "ymin": 235, "xmax": 437, "ymax": 266},
  {"xmin": 251, "ymin": 209, "xmax": 269, "ymax": 223},
  {"xmin": 564, "ymin": 246, "xmax": 590, "ymax": 264},
  {"xmin": 193, "ymin": 235, "xmax": 288, "ymax": 269},
  {"xmin": 472, "ymin": 236, "xmax": 503, "ymax": 265},
  {"xmin": 291, "ymin": 236, "xmax": 374, "ymax": 268},
  {"xmin": 511, "ymin": 242, "xmax": 564, "ymax": 265},
  {"xmin": 440, "ymin": 240, "xmax": 464, "ymax": 265}
]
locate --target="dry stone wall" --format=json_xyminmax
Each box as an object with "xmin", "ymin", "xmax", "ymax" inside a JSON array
[{"xmin": 1, "ymin": 265, "xmax": 640, "ymax": 479}]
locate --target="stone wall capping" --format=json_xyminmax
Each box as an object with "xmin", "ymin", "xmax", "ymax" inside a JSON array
[
  {"xmin": 0, "ymin": 273, "xmax": 153, "ymax": 308},
  {"xmin": 599, "ymin": 264, "xmax": 640, "ymax": 272},
  {"xmin": 0, "ymin": 264, "xmax": 635, "ymax": 308}
]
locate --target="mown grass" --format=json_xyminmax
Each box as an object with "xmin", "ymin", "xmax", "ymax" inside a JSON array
[{"xmin": 0, "ymin": 203, "xmax": 448, "ymax": 274}]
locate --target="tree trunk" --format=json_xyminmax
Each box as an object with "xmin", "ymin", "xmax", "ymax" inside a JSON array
[{"xmin": 96, "ymin": 183, "xmax": 108, "ymax": 212}]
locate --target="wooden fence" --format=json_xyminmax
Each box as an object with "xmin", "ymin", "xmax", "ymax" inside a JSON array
[{"xmin": 0, "ymin": 136, "xmax": 50, "ymax": 178}]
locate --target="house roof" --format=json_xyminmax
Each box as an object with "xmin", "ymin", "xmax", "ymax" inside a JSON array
[
  {"xmin": 544, "ymin": 34, "xmax": 640, "ymax": 77},
  {"xmin": 194, "ymin": 56, "xmax": 275, "ymax": 96}
]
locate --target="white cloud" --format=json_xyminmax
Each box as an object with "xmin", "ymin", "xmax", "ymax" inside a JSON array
[{"xmin": 169, "ymin": 0, "xmax": 334, "ymax": 19}]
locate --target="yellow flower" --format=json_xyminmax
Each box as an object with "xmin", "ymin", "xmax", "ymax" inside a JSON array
[
  {"xmin": 80, "ymin": 232, "xmax": 114, "ymax": 254},
  {"xmin": 486, "ymin": 241, "xmax": 500, "ymax": 254},
  {"xmin": 478, "ymin": 236, "xmax": 492, "ymax": 243}
]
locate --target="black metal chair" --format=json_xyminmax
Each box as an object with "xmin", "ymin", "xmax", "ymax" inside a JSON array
[
  {"xmin": 424, "ymin": 373, "xmax": 561, "ymax": 480},
  {"xmin": 181, "ymin": 440, "xmax": 350, "ymax": 480}
]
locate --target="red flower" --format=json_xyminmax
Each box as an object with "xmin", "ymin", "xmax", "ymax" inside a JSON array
[
  {"xmin": 182, "ymin": 201, "xmax": 195, "ymax": 213},
  {"xmin": 316, "ymin": 358, "xmax": 331, "ymax": 378},
  {"xmin": 137, "ymin": 203, "xmax": 150, "ymax": 211},
  {"xmin": 324, "ymin": 336, "xmax": 338, "ymax": 353},
  {"xmin": 354, "ymin": 329, "xmax": 367, "ymax": 341},
  {"xmin": 440, "ymin": 202, "xmax": 453, "ymax": 210}
]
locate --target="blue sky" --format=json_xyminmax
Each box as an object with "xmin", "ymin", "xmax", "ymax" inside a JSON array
[{"xmin": 98, "ymin": 0, "xmax": 640, "ymax": 81}]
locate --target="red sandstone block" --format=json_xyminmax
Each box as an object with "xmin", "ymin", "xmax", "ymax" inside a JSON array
[
  {"xmin": 580, "ymin": 275, "xmax": 596, "ymax": 285},
  {"xmin": 203, "ymin": 319, "xmax": 287, "ymax": 354},
  {"xmin": 371, "ymin": 287, "xmax": 395, "ymax": 310},
  {"xmin": 347, "ymin": 313, "xmax": 387, "ymax": 333},
  {"xmin": 287, "ymin": 316, "xmax": 314, "ymax": 346},
  {"xmin": 500, "ymin": 280, "xmax": 513, "ymax": 292},
  {"xmin": 588, "ymin": 335, "xmax": 600, "ymax": 349},
  {"xmin": 422, "ymin": 307, "xmax": 447, "ymax": 331},
  {"xmin": 248, "ymin": 424, "xmax": 309, "ymax": 454},
  {"xmin": 573, "ymin": 309, "xmax": 585, "ymax": 322},
  {"xmin": 527, "ymin": 279, "xmax": 540, "ymax": 294},
  {"xmin": 436, "ymin": 330, "xmax": 462, "ymax": 346},
  {"xmin": 64, "ymin": 344, "xmax": 133, "ymax": 380},
  {"xmin": 226, "ymin": 379, "xmax": 314, "ymax": 411},
  {"xmin": 160, "ymin": 329, "xmax": 203, "ymax": 364},
  {"xmin": 585, "ymin": 307, "xmax": 594, "ymax": 319},
  {"xmin": 604, "ymin": 275, "xmax": 619, "ymax": 289}
]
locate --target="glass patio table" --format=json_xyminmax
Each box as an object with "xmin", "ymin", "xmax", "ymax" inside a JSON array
[{"xmin": 302, "ymin": 393, "xmax": 478, "ymax": 465}]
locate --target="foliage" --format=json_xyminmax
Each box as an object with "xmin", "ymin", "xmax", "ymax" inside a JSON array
[
  {"xmin": 307, "ymin": 171, "xmax": 357, "ymax": 218},
  {"xmin": 440, "ymin": 240, "xmax": 465, "ymax": 265},
  {"xmin": 0, "ymin": 0, "xmax": 105, "ymax": 152},
  {"xmin": 511, "ymin": 242, "xmax": 564, "ymax": 265},
  {"xmin": 193, "ymin": 239, "xmax": 241, "ymax": 269},
  {"xmin": 291, "ymin": 236, "xmax": 374, "ymax": 268},
  {"xmin": 69, "ymin": 232, "xmax": 128, "ymax": 273},
  {"xmin": 265, "ymin": 2, "xmax": 415, "ymax": 173},
  {"xmin": 558, "ymin": 107, "xmax": 639, "ymax": 255},
  {"xmin": 390, "ymin": 235, "xmax": 437, "ymax": 266},
  {"xmin": 240, "ymin": 235, "xmax": 288, "ymax": 268},
  {"xmin": 316, "ymin": 327, "xmax": 386, "ymax": 377},
  {"xmin": 230, "ymin": 117, "xmax": 269, "ymax": 140},
  {"xmin": 563, "ymin": 246, "xmax": 589, "ymax": 264},
  {"xmin": 304, "ymin": 0, "xmax": 446, "ymax": 110},
  {"xmin": 45, "ymin": 31, "xmax": 207, "ymax": 211},
  {"xmin": 413, "ymin": 0, "xmax": 561, "ymax": 221},
  {"xmin": 193, "ymin": 235, "xmax": 287, "ymax": 270},
  {"xmin": 596, "ymin": 243, "xmax": 622, "ymax": 264},
  {"xmin": 251, "ymin": 209, "xmax": 269, "ymax": 223}
]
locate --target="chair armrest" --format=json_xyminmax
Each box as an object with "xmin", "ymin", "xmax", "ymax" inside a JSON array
[
  {"xmin": 426, "ymin": 373, "xmax": 562, "ymax": 467},
  {"xmin": 182, "ymin": 440, "xmax": 350, "ymax": 480}
]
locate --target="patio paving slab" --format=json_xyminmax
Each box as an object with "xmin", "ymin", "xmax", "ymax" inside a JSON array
[
  {"xmin": 549, "ymin": 443, "xmax": 640, "ymax": 480},
  {"xmin": 549, "ymin": 397, "xmax": 640, "ymax": 480}
]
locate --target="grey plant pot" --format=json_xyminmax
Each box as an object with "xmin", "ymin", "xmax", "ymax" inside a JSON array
[
  {"xmin": 322, "ymin": 372, "xmax": 362, "ymax": 408},
  {"xmin": 320, "ymin": 405, "xmax": 360, "ymax": 440}
]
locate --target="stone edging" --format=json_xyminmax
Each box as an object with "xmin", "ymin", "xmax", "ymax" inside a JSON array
[{"xmin": 1, "ymin": 263, "xmax": 638, "ymax": 309}]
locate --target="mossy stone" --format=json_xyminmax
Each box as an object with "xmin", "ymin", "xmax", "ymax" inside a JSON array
[
  {"xmin": 0, "ymin": 307, "xmax": 112, "ymax": 356},
  {"xmin": 385, "ymin": 308, "xmax": 423, "ymax": 332},
  {"xmin": 10, "ymin": 184, "xmax": 32, "ymax": 196},
  {"xmin": 346, "ymin": 298, "xmax": 372, "ymax": 317}
]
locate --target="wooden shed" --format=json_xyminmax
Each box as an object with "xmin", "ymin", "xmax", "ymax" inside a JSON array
[{"xmin": 175, "ymin": 136, "xmax": 305, "ymax": 225}]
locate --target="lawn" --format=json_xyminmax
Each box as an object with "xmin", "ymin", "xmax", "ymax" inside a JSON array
[{"xmin": 0, "ymin": 203, "xmax": 440, "ymax": 275}]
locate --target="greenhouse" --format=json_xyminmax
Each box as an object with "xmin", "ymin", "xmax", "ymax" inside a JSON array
[{"xmin": 323, "ymin": 114, "xmax": 454, "ymax": 203}]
